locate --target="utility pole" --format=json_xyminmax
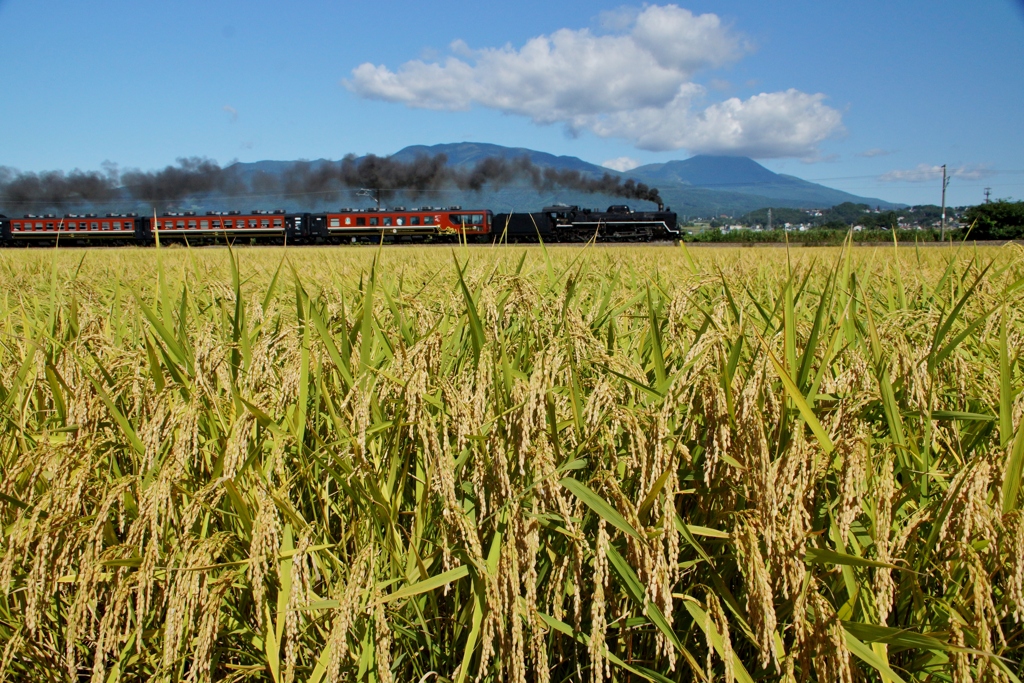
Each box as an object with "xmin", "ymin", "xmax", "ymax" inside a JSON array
[
  {"xmin": 940, "ymin": 164, "xmax": 951, "ymax": 240},
  {"xmin": 767, "ymin": 207, "xmax": 772, "ymax": 231},
  {"xmin": 984, "ymin": 187, "xmax": 991, "ymax": 204}
]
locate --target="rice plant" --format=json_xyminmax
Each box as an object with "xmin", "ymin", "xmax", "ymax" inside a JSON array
[{"xmin": 0, "ymin": 240, "xmax": 1022, "ymax": 682}]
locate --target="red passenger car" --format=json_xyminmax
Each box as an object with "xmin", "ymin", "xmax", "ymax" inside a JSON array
[
  {"xmin": 153, "ymin": 210, "xmax": 287, "ymax": 236},
  {"xmin": 8, "ymin": 213, "xmax": 137, "ymax": 239},
  {"xmin": 322, "ymin": 207, "xmax": 491, "ymax": 238}
]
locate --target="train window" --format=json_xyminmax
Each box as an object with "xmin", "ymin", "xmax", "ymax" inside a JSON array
[
  {"xmin": 176, "ymin": 220, "xmax": 185, "ymax": 229},
  {"xmin": 91, "ymin": 222, "xmax": 98, "ymax": 230},
  {"xmin": 369, "ymin": 217, "xmax": 378, "ymax": 226},
  {"xmin": 345, "ymin": 217, "xmax": 352, "ymax": 225},
  {"xmin": 12, "ymin": 222, "xmax": 20, "ymax": 229},
  {"xmin": 101, "ymin": 222, "xmax": 108, "ymax": 230},
  {"xmin": 329, "ymin": 218, "xmax": 340, "ymax": 228},
  {"xmin": 187, "ymin": 220, "xmax": 196, "ymax": 229},
  {"xmin": 68, "ymin": 222, "xmax": 76, "ymax": 229},
  {"xmin": 423, "ymin": 216, "xmax": 433, "ymax": 225},
  {"xmin": 383, "ymin": 217, "xmax": 392, "ymax": 226},
  {"xmin": 396, "ymin": 218, "xmax": 404, "ymax": 226},
  {"xmin": 35, "ymin": 222, "xmax": 43, "ymax": 230},
  {"xmin": 410, "ymin": 216, "xmax": 420, "ymax": 225},
  {"xmin": 249, "ymin": 219, "xmax": 258, "ymax": 228},
  {"xmin": 200, "ymin": 220, "xmax": 209, "ymax": 229},
  {"xmin": 224, "ymin": 219, "xmax": 233, "ymax": 228},
  {"xmin": 273, "ymin": 219, "xmax": 282, "ymax": 227},
  {"xmin": 113, "ymin": 222, "xmax": 121, "ymax": 230},
  {"xmin": 449, "ymin": 213, "xmax": 483, "ymax": 225},
  {"xmin": 46, "ymin": 222, "xmax": 54, "ymax": 230},
  {"xmin": 261, "ymin": 219, "xmax": 270, "ymax": 228},
  {"xmin": 212, "ymin": 220, "xmax": 221, "ymax": 228},
  {"xmin": 356, "ymin": 217, "xmax": 366, "ymax": 226}
]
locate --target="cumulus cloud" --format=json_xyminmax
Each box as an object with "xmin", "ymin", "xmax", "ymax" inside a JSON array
[
  {"xmin": 344, "ymin": 4, "xmax": 843, "ymax": 158},
  {"xmin": 602, "ymin": 157, "xmax": 642, "ymax": 172},
  {"xmin": 880, "ymin": 163, "xmax": 993, "ymax": 182}
]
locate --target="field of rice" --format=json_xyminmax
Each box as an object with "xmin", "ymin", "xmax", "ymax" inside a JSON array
[{"xmin": 1, "ymin": 241, "xmax": 1022, "ymax": 682}]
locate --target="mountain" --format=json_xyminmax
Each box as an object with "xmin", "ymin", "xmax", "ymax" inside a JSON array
[
  {"xmin": 223, "ymin": 144, "xmax": 898, "ymax": 216},
  {"xmin": 627, "ymin": 155, "xmax": 892, "ymax": 210}
]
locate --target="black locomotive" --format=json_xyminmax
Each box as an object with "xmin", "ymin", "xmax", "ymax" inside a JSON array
[{"xmin": 494, "ymin": 204, "xmax": 678, "ymax": 242}]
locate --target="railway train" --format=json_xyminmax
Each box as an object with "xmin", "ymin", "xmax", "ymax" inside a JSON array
[{"xmin": 0, "ymin": 203, "xmax": 678, "ymax": 245}]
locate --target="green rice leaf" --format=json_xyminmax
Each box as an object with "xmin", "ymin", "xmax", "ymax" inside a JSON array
[
  {"xmin": 754, "ymin": 327, "xmax": 834, "ymax": 454},
  {"xmin": 560, "ymin": 477, "xmax": 643, "ymax": 542},
  {"xmin": 379, "ymin": 565, "xmax": 470, "ymax": 605},
  {"xmin": 844, "ymin": 628, "xmax": 909, "ymax": 683},
  {"xmin": 805, "ymin": 548, "xmax": 900, "ymax": 570}
]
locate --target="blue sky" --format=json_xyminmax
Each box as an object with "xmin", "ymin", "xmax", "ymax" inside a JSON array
[{"xmin": 1, "ymin": 0, "xmax": 1022, "ymax": 206}]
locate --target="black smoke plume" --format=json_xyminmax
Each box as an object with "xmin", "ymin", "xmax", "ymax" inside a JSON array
[
  {"xmin": 0, "ymin": 157, "xmax": 237, "ymax": 213},
  {"xmin": 0, "ymin": 167, "xmax": 121, "ymax": 211},
  {"xmin": 120, "ymin": 157, "xmax": 243, "ymax": 204},
  {"xmin": 0, "ymin": 153, "xmax": 662, "ymax": 214},
  {"xmin": 277, "ymin": 153, "xmax": 662, "ymax": 206}
]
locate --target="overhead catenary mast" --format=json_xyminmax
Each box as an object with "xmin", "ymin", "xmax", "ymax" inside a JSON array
[
  {"xmin": 356, "ymin": 187, "xmax": 382, "ymax": 210},
  {"xmin": 940, "ymin": 164, "xmax": 951, "ymax": 240}
]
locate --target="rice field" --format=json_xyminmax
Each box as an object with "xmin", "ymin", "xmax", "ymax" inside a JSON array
[{"xmin": 0, "ymin": 241, "xmax": 1022, "ymax": 682}]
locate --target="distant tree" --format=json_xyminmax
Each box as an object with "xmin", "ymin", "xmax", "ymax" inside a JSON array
[
  {"xmin": 826, "ymin": 202, "xmax": 872, "ymax": 224},
  {"xmin": 964, "ymin": 200, "xmax": 1024, "ymax": 239},
  {"xmin": 820, "ymin": 220, "xmax": 849, "ymax": 231},
  {"xmin": 862, "ymin": 211, "xmax": 899, "ymax": 230}
]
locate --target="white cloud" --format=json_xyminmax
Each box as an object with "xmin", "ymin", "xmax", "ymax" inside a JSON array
[
  {"xmin": 345, "ymin": 5, "xmax": 843, "ymax": 158},
  {"xmin": 583, "ymin": 89, "xmax": 843, "ymax": 157},
  {"xmin": 858, "ymin": 148, "xmax": 892, "ymax": 158},
  {"xmin": 223, "ymin": 105, "xmax": 238, "ymax": 123},
  {"xmin": 880, "ymin": 163, "xmax": 993, "ymax": 182},
  {"xmin": 602, "ymin": 157, "xmax": 642, "ymax": 172}
]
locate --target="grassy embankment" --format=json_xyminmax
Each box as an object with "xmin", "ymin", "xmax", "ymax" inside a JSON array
[{"xmin": 1, "ymin": 242, "xmax": 1023, "ymax": 682}]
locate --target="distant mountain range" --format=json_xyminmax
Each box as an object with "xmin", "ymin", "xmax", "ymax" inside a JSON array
[{"xmin": 228, "ymin": 142, "xmax": 898, "ymax": 216}]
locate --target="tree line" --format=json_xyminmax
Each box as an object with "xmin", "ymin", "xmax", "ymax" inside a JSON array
[{"xmin": 725, "ymin": 200, "xmax": 1024, "ymax": 239}]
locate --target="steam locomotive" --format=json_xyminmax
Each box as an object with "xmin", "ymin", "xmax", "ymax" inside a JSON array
[{"xmin": 0, "ymin": 204, "xmax": 678, "ymax": 245}]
